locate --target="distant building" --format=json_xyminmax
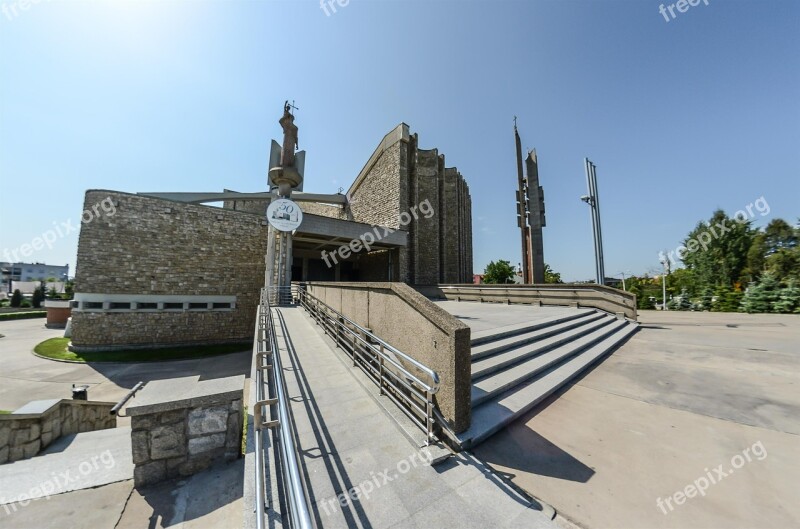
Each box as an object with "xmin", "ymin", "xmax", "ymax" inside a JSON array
[{"xmin": 0, "ymin": 262, "xmax": 69, "ymax": 292}]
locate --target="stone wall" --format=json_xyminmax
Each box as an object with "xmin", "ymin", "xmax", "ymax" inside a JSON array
[
  {"xmin": 0, "ymin": 399, "xmax": 116, "ymax": 464},
  {"xmin": 72, "ymin": 190, "xmax": 268, "ymax": 349},
  {"xmin": 344, "ymin": 125, "xmax": 473, "ymax": 284},
  {"xmin": 128, "ymin": 376, "xmax": 244, "ymax": 487}
]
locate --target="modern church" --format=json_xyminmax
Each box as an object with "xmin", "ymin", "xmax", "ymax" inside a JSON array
[{"xmin": 70, "ymin": 122, "xmax": 473, "ymax": 351}]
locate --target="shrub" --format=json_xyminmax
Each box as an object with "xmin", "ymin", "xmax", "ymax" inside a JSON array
[{"xmin": 10, "ymin": 289, "xmax": 22, "ymax": 308}]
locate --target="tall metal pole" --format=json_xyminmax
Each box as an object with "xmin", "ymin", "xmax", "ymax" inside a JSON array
[
  {"xmin": 591, "ymin": 162, "xmax": 605, "ymax": 285},
  {"xmin": 583, "ymin": 158, "xmax": 605, "ymax": 286}
]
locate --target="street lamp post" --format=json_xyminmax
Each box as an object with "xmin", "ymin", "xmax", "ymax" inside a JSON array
[
  {"xmin": 581, "ymin": 158, "xmax": 605, "ymax": 285},
  {"xmin": 659, "ymin": 254, "xmax": 671, "ymax": 311}
]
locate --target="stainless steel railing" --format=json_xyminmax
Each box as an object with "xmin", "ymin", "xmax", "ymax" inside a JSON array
[
  {"xmin": 295, "ymin": 286, "xmax": 441, "ymax": 445},
  {"xmin": 253, "ymin": 287, "xmax": 315, "ymax": 529}
]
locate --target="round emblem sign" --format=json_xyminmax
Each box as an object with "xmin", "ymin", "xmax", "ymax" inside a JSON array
[{"xmin": 267, "ymin": 198, "xmax": 303, "ymax": 232}]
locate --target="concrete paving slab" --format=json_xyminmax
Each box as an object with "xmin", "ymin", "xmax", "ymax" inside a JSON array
[
  {"xmin": 474, "ymin": 310, "xmax": 800, "ymax": 529},
  {"xmin": 116, "ymin": 459, "xmax": 244, "ymax": 529},
  {"xmin": 0, "ymin": 479, "xmax": 132, "ymax": 529},
  {"xmin": 0, "ymin": 427, "xmax": 134, "ymax": 505}
]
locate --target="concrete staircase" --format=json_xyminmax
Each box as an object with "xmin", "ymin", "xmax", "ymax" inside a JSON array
[{"xmin": 456, "ymin": 309, "xmax": 638, "ymax": 448}]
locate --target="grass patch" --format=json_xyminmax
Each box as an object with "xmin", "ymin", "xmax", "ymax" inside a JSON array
[
  {"xmin": 34, "ymin": 338, "xmax": 250, "ymax": 363},
  {"xmin": 0, "ymin": 311, "xmax": 46, "ymax": 321},
  {"xmin": 0, "ymin": 410, "xmax": 11, "ymax": 414}
]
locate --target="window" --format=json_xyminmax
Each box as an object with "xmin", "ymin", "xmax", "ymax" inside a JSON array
[
  {"xmin": 188, "ymin": 302, "xmax": 208, "ymax": 310},
  {"xmin": 212, "ymin": 302, "xmax": 232, "ymax": 309},
  {"xmin": 163, "ymin": 302, "xmax": 184, "ymax": 310},
  {"xmin": 137, "ymin": 302, "xmax": 158, "ymax": 310},
  {"xmin": 84, "ymin": 302, "xmax": 103, "ymax": 309},
  {"xmin": 109, "ymin": 302, "xmax": 131, "ymax": 310}
]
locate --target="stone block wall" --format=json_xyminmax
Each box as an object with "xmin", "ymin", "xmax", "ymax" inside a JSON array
[
  {"xmin": 343, "ymin": 125, "xmax": 473, "ymax": 285},
  {"xmin": 128, "ymin": 376, "xmax": 244, "ymax": 487},
  {"xmin": 0, "ymin": 400, "xmax": 116, "ymax": 464},
  {"xmin": 72, "ymin": 190, "xmax": 268, "ymax": 349}
]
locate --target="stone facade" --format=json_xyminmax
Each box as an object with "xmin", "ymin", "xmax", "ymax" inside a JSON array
[
  {"xmin": 128, "ymin": 376, "xmax": 244, "ymax": 487},
  {"xmin": 0, "ymin": 399, "xmax": 116, "ymax": 464},
  {"xmin": 71, "ymin": 123, "xmax": 472, "ymax": 349},
  {"xmin": 72, "ymin": 190, "xmax": 268, "ymax": 349},
  {"xmin": 309, "ymin": 124, "xmax": 474, "ymax": 284}
]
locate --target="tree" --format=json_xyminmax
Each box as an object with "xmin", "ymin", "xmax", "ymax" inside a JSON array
[
  {"xmin": 740, "ymin": 273, "xmax": 781, "ymax": 313},
  {"xmin": 543, "ymin": 263, "xmax": 562, "ymax": 284},
  {"xmin": 32, "ymin": 287, "xmax": 45, "ymax": 308},
  {"xmin": 47, "ymin": 286, "xmax": 59, "ymax": 298},
  {"xmin": 10, "ymin": 289, "xmax": 22, "ymax": 308},
  {"xmin": 64, "ymin": 279, "xmax": 75, "ymax": 300},
  {"xmin": 483, "ymin": 260, "xmax": 515, "ymax": 284},
  {"xmin": 774, "ymin": 280, "xmax": 800, "ymax": 314},
  {"xmin": 764, "ymin": 219, "xmax": 798, "ymax": 254},
  {"xmin": 682, "ymin": 210, "xmax": 755, "ymax": 292}
]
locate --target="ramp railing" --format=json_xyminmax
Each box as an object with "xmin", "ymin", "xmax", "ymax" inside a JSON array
[
  {"xmin": 295, "ymin": 286, "xmax": 441, "ymax": 445},
  {"xmin": 252, "ymin": 287, "xmax": 316, "ymax": 529}
]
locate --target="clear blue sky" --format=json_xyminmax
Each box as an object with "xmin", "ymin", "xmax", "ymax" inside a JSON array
[{"xmin": 1, "ymin": 0, "xmax": 798, "ymax": 281}]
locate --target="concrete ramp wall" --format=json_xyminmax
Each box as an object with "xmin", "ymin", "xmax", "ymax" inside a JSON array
[{"xmin": 303, "ymin": 282, "xmax": 472, "ymax": 433}]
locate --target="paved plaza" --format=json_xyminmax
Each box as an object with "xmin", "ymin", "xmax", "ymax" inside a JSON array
[
  {"xmin": 0, "ymin": 318, "xmax": 251, "ymax": 415},
  {"xmin": 474, "ymin": 310, "xmax": 800, "ymax": 529}
]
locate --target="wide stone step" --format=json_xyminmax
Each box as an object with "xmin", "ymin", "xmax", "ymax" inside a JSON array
[
  {"xmin": 471, "ymin": 311, "xmax": 609, "ymax": 363},
  {"xmin": 471, "ymin": 318, "xmax": 627, "ymax": 407},
  {"xmin": 470, "ymin": 308, "xmax": 595, "ymax": 347},
  {"xmin": 458, "ymin": 322, "xmax": 639, "ymax": 449}
]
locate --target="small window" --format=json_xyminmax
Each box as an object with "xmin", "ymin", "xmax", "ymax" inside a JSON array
[
  {"xmin": 212, "ymin": 302, "xmax": 232, "ymax": 310},
  {"xmin": 137, "ymin": 302, "xmax": 158, "ymax": 310},
  {"xmin": 109, "ymin": 302, "xmax": 131, "ymax": 310},
  {"xmin": 163, "ymin": 302, "xmax": 184, "ymax": 310},
  {"xmin": 188, "ymin": 302, "xmax": 207, "ymax": 310},
  {"xmin": 71, "ymin": 301, "xmax": 80, "ymax": 309},
  {"xmin": 84, "ymin": 302, "xmax": 103, "ymax": 309}
]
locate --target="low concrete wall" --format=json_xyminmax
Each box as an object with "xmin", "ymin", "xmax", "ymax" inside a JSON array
[
  {"xmin": 0, "ymin": 399, "xmax": 116, "ymax": 464},
  {"xmin": 303, "ymin": 282, "xmax": 471, "ymax": 433},
  {"xmin": 127, "ymin": 375, "xmax": 244, "ymax": 487},
  {"xmin": 416, "ymin": 283, "xmax": 639, "ymax": 321}
]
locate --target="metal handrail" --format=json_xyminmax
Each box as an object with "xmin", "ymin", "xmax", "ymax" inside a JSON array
[
  {"xmin": 295, "ymin": 286, "xmax": 441, "ymax": 444},
  {"xmin": 253, "ymin": 287, "xmax": 316, "ymax": 529}
]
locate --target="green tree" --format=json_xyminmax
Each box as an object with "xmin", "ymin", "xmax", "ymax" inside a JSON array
[
  {"xmin": 64, "ymin": 279, "xmax": 75, "ymax": 300},
  {"xmin": 543, "ymin": 264, "xmax": 562, "ymax": 284},
  {"xmin": 10, "ymin": 289, "xmax": 22, "ymax": 308},
  {"xmin": 483, "ymin": 260, "xmax": 515, "ymax": 284},
  {"xmin": 32, "ymin": 287, "xmax": 45, "ymax": 308},
  {"xmin": 740, "ymin": 273, "xmax": 782, "ymax": 313},
  {"xmin": 764, "ymin": 219, "xmax": 798, "ymax": 254},
  {"xmin": 744, "ymin": 233, "xmax": 767, "ymax": 283},
  {"xmin": 682, "ymin": 210, "xmax": 755, "ymax": 292},
  {"xmin": 712, "ymin": 284, "xmax": 744, "ymax": 312},
  {"xmin": 774, "ymin": 280, "xmax": 800, "ymax": 314}
]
